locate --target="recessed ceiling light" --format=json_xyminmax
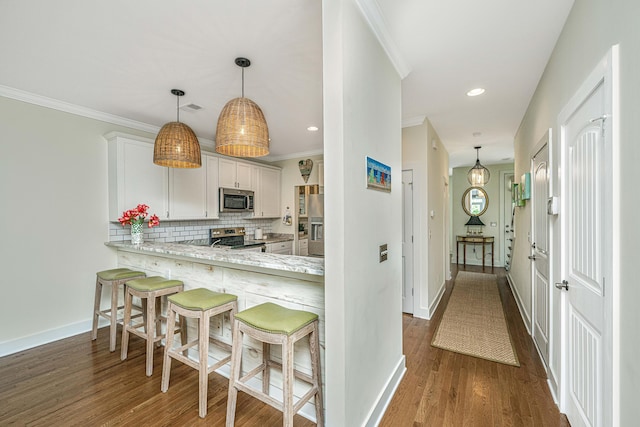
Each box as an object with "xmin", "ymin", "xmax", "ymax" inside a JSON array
[
  {"xmin": 307, "ymin": 126, "xmax": 319, "ymax": 132},
  {"xmin": 473, "ymin": 132, "xmax": 482, "ymax": 137},
  {"xmin": 466, "ymin": 88, "xmax": 485, "ymax": 97}
]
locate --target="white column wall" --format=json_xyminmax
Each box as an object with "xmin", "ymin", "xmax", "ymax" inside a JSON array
[{"xmin": 323, "ymin": 0, "xmax": 405, "ymax": 425}]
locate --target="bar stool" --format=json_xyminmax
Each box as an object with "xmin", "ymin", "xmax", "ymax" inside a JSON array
[
  {"xmin": 226, "ymin": 302, "xmax": 324, "ymax": 427},
  {"xmin": 121, "ymin": 276, "xmax": 184, "ymax": 376},
  {"xmin": 161, "ymin": 288, "xmax": 238, "ymax": 418},
  {"xmin": 91, "ymin": 268, "xmax": 146, "ymax": 352}
]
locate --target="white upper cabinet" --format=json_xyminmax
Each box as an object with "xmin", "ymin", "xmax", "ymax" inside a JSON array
[
  {"xmin": 107, "ymin": 133, "xmax": 278, "ymax": 222},
  {"xmin": 107, "ymin": 133, "xmax": 169, "ymax": 221},
  {"xmin": 255, "ymin": 167, "xmax": 281, "ymax": 218},
  {"xmin": 168, "ymin": 162, "xmax": 207, "ymax": 220},
  {"xmin": 219, "ymin": 158, "xmax": 253, "ymax": 190},
  {"xmin": 205, "ymin": 155, "xmax": 220, "ymax": 219}
]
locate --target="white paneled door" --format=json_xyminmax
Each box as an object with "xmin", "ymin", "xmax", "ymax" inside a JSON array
[
  {"xmin": 402, "ymin": 170, "xmax": 414, "ymax": 314},
  {"xmin": 531, "ymin": 136, "xmax": 550, "ymax": 365},
  {"xmin": 559, "ymin": 49, "xmax": 616, "ymax": 427}
]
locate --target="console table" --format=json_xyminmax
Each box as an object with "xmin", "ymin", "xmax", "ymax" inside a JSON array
[{"xmin": 456, "ymin": 235, "xmax": 494, "ymax": 268}]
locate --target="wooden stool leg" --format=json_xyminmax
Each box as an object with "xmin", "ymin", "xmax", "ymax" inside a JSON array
[
  {"xmin": 145, "ymin": 295, "xmax": 156, "ymax": 377},
  {"xmin": 161, "ymin": 303, "xmax": 176, "ymax": 393},
  {"xmin": 282, "ymin": 336, "xmax": 295, "ymax": 427},
  {"xmin": 310, "ymin": 323, "xmax": 324, "ymax": 427},
  {"xmin": 91, "ymin": 277, "xmax": 102, "ymax": 341},
  {"xmin": 109, "ymin": 279, "xmax": 119, "ymax": 352},
  {"xmin": 262, "ymin": 342, "xmax": 270, "ymax": 395},
  {"xmin": 120, "ymin": 288, "xmax": 133, "ymax": 361},
  {"xmin": 198, "ymin": 312, "xmax": 210, "ymax": 418},
  {"xmin": 226, "ymin": 320, "xmax": 242, "ymax": 427}
]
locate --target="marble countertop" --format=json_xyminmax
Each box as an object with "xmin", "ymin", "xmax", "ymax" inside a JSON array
[{"xmin": 105, "ymin": 240, "xmax": 323, "ymax": 277}]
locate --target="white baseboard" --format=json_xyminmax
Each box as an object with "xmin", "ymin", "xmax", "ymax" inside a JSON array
[
  {"xmin": 428, "ymin": 282, "xmax": 446, "ymax": 318},
  {"xmin": 363, "ymin": 355, "xmax": 407, "ymax": 427},
  {"xmin": 0, "ymin": 319, "xmax": 95, "ymax": 358},
  {"xmin": 506, "ymin": 273, "xmax": 531, "ymax": 334}
]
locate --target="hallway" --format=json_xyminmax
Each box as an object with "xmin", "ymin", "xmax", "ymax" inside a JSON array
[{"xmin": 381, "ymin": 265, "xmax": 570, "ymax": 426}]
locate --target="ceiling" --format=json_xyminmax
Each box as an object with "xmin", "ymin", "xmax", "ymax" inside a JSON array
[{"xmin": 0, "ymin": 0, "xmax": 573, "ymax": 168}]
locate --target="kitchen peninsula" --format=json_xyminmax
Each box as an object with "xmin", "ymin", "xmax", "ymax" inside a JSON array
[{"xmin": 105, "ymin": 241, "xmax": 325, "ymax": 421}]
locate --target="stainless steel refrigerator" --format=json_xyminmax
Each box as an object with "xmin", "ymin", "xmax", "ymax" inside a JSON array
[{"xmin": 307, "ymin": 194, "xmax": 324, "ymax": 256}]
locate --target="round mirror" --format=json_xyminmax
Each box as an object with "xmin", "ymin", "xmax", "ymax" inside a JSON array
[{"xmin": 462, "ymin": 187, "xmax": 489, "ymax": 216}]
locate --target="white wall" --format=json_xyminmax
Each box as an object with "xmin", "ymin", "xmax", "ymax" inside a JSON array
[
  {"xmin": 512, "ymin": 0, "xmax": 640, "ymax": 422},
  {"xmin": 402, "ymin": 119, "xmax": 450, "ymax": 319},
  {"xmin": 0, "ymin": 97, "xmax": 154, "ymax": 354},
  {"xmin": 323, "ymin": 0, "xmax": 405, "ymax": 425}
]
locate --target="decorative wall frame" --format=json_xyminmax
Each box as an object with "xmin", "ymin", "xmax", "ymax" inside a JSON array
[{"xmin": 366, "ymin": 156, "xmax": 391, "ymax": 192}]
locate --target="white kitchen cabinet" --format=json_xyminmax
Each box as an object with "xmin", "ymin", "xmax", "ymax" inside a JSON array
[
  {"xmin": 218, "ymin": 157, "xmax": 253, "ymax": 190},
  {"xmin": 107, "ymin": 133, "xmax": 169, "ymax": 221},
  {"xmin": 204, "ymin": 155, "xmax": 220, "ymax": 219},
  {"xmin": 266, "ymin": 241, "xmax": 293, "ymax": 255},
  {"xmin": 108, "ymin": 133, "xmax": 221, "ymax": 221},
  {"xmin": 254, "ymin": 167, "xmax": 281, "ymax": 218},
  {"xmin": 167, "ymin": 155, "xmax": 219, "ymax": 220},
  {"xmin": 298, "ymin": 238, "xmax": 309, "ymax": 256},
  {"xmin": 317, "ymin": 160, "xmax": 324, "ymax": 188}
]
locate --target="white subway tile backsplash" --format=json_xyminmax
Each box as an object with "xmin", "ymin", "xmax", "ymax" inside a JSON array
[{"xmin": 108, "ymin": 213, "xmax": 274, "ymax": 243}]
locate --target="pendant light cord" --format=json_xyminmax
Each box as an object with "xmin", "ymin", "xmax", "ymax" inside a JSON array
[
  {"xmin": 176, "ymin": 93, "xmax": 180, "ymax": 123},
  {"xmin": 241, "ymin": 67, "xmax": 245, "ymax": 98}
]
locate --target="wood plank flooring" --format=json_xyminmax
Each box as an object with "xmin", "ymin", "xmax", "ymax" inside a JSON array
[
  {"xmin": 380, "ymin": 264, "xmax": 570, "ymax": 426},
  {"xmin": 0, "ymin": 265, "xmax": 568, "ymax": 426}
]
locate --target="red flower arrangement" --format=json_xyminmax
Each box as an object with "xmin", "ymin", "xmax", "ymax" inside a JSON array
[{"xmin": 118, "ymin": 204, "xmax": 160, "ymax": 228}]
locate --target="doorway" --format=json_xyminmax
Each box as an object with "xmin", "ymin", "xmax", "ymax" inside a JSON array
[
  {"xmin": 558, "ymin": 47, "xmax": 617, "ymax": 427},
  {"xmin": 531, "ymin": 133, "xmax": 550, "ymax": 365},
  {"xmin": 402, "ymin": 170, "xmax": 414, "ymax": 314}
]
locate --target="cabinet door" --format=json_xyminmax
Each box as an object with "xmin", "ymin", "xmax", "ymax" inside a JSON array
[
  {"xmin": 205, "ymin": 155, "xmax": 219, "ymax": 219},
  {"xmin": 236, "ymin": 162, "xmax": 253, "ymax": 190},
  {"xmin": 169, "ymin": 166, "xmax": 207, "ymax": 220},
  {"xmin": 109, "ymin": 137, "xmax": 169, "ymax": 221},
  {"xmin": 218, "ymin": 158, "xmax": 237, "ymax": 188},
  {"xmin": 299, "ymin": 238, "xmax": 309, "ymax": 256},
  {"xmin": 256, "ymin": 167, "xmax": 281, "ymax": 218}
]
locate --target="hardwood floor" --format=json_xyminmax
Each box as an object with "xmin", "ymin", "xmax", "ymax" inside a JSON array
[
  {"xmin": 380, "ymin": 264, "xmax": 570, "ymax": 426},
  {"xmin": 1, "ymin": 265, "xmax": 568, "ymax": 426}
]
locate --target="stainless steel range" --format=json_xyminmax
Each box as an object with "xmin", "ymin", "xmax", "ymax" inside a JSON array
[{"xmin": 210, "ymin": 227, "xmax": 266, "ymax": 252}]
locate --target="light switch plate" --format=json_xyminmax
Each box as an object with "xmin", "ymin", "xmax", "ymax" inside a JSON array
[{"xmin": 379, "ymin": 244, "xmax": 388, "ymax": 262}]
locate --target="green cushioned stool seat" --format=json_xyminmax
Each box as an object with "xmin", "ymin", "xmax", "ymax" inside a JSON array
[
  {"xmin": 234, "ymin": 302, "xmax": 318, "ymax": 336},
  {"xmin": 97, "ymin": 268, "xmax": 146, "ymax": 281},
  {"xmin": 168, "ymin": 288, "xmax": 237, "ymax": 311},
  {"xmin": 126, "ymin": 276, "xmax": 184, "ymax": 291}
]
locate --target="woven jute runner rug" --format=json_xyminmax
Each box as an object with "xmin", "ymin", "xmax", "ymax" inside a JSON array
[{"xmin": 431, "ymin": 271, "xmax": 520, "ymax": 366}]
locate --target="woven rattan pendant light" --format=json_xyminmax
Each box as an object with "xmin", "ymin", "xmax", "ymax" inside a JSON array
[
  {"xmin": 215, "ymin": 57, "xmax": 269, "ymax": 157},
  {"xmin": 154, "ymin": 89, "xmax": 202, "ymax": 168},
  {"xmin": 467, "ymin": 146, "xmax": 490, "ymax": 186}
]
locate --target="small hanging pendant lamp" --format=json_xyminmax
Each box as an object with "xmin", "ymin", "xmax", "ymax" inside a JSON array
[
  {"xmin": 467, "ymin": 146, "xmax": 490, "ymax": 186},
  {"xmin": 215, "ymin": 57, "xmax": 269, "ymax": 157},
  {"xmin": 154, "ymin": 89, "xmax": 202, "ymax": 168}
]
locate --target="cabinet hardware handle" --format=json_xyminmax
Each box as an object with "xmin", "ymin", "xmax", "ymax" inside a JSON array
[
  {"xmin": 555, "ymin": 280, "xmax": 569, "ymax": 291},
  {"xmin": 528, "ymin": 255, "xmax": 536, "ymax": 261}
]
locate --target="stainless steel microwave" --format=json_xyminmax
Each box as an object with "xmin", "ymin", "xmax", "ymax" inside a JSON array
[{"xmin": 219, "ymin": 188, "xmax": 254, "ymax": 212}]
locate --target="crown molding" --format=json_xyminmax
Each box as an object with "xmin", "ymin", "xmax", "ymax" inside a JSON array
[
  {"xmin": 355, "ymin": 0, "xmax": 412, "ymax": 79},
  {"xmin": 0, "ymin": 85, "xmax": 217, "ymax": 149},
  {"xmin": 402, "ymin": 115, "xmax": 426, "ymax": 128},
  {"xmin": 263, "ymin": 148, "xmax": 324, "ymax": 162}
]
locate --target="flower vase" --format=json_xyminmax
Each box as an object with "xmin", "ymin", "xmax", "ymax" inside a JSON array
[{"xmin": 130, "ymin": 222, "xmax": 144, "ymax": 245}]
